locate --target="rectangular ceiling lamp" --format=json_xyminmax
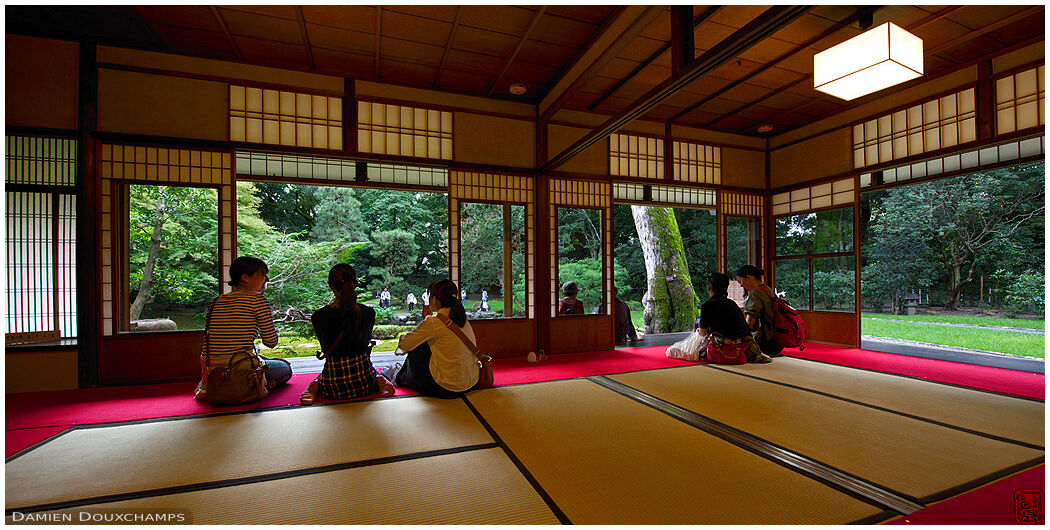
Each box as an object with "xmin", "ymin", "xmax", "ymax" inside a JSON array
[{"xmin": 814, "ymin": 22, "xmax": 923, "ymax": 101}]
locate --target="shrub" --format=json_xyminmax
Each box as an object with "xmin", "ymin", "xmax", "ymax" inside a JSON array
[{"xmin": 372, "ymin": 325, "xmax": 411, "ymax": 340}]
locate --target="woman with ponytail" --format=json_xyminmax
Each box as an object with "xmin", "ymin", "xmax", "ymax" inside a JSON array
[
  {"xmin": 383, "ymin": 279, "xmax": 485, "ymax": 398},
  {"xmin": 300, "ymin": 264, "xmax": 394, "ymax": 405}
]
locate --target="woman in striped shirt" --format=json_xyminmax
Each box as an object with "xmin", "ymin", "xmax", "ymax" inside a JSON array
[{"xmin": 194, "ymin": 256, "xmax": 292, "ymax": 401}]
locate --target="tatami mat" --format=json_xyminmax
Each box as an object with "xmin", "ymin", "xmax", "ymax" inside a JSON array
[
  {"xmin": 6, "ymin": 396, "xmax": 492, "ymax": 510},
  {"xmin": 610, "ymin": 366, "xmax": 1044, "ymax": 501},
  {"xmin": 466, "ymin": 379, "xmax": 885, "ymax": 525},
  {"xmin": 720, "ymin": 357, "xmax": 1044, "ymax": 446},
  {"xmin": 13, "ymin": 448, "xmax": 559, "ymax": 525}
]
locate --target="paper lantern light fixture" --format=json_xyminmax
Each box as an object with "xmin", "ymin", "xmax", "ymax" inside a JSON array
[{"xmin": 813, "ymin": 22, "xmax": 923, "ymax": 101}]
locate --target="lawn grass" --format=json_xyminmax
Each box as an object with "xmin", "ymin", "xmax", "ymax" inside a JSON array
[
  {"xmin": 862, "ymin": 318, "xmax": 1044, "ymax": 358},
  {"xmin": 862, "ymin": 313, "xmax": 1044, "ymax": 329}
]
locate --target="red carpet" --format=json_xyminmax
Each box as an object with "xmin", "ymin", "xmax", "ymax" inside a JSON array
[
  {"xmin": 787, "ymin": 342, "xmax": 1044, "ymax": 400},
  {"xmin": 885, "ymin": 464, "xmax": 1045, "ymax": 525},
  {"xmin": 490, "ymin": 345, "xmax": 692, "ymax": 386},
  {"xmin": 6, "ymin": 425, "xmax": 70, "ymax": 458}
]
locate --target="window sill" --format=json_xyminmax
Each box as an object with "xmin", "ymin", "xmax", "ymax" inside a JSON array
[{"xmin": 5, "ymin": 338, "xmax": 78, "ymax": 352}]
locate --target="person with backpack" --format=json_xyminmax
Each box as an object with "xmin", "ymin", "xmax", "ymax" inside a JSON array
[
  {"xmin": 558, "ymin": 281, "xmax": 585, "ymax": 315},
  {"xmin": 735, "ymin": 264, "xmax": 785, "ymax": 356},
  {"xmin": 697, "ymin": 272, "xmax": 771, "ymax": 363}
]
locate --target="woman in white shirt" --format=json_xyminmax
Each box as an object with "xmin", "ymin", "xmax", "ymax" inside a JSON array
[{"xmin": 385, "ymin": 279, "xmax": 479, "ymax": 398}]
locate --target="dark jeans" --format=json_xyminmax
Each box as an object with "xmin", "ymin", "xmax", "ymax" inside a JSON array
[
  {"xmin": 394, "ymin": 342, "xmax": 463, "ymax": 399},
  {"xmin": 265, "ymin": 358, "xmax": 293, "ymax": 389}
]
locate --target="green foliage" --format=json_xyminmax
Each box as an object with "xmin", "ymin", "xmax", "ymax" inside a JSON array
[
  {"xmin": 558, "ymin": 208, "xmax": 602, "ymax": 261},
  {"xmin": 128, "ymin": 185, "xmax": 219, "ymax": 321},
  {"xmin": 1000, "ymin": 270, "xmax": 1045, "ymax": 313},
  {"xmin": 862, "ymin": 318, "xmax": 1044, "ymax": 358},
  {"xmin": 557, "ymin": 258, "xmax": 605, "ymax": 310},
  {"xmin": 372, "ymin": 325, "xmax": 412, "ymax": 340}
]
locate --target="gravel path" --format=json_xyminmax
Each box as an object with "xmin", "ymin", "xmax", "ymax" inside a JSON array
[{"xmin": 864, "ymin": 317, "xmax": 1044, "ymax": 334}]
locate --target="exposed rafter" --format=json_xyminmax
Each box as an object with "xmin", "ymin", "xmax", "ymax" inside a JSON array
[
  {"xmin": 925, "ymin": 6, "xmax": 1041, "ymax": 57},
  {"xmin": 672, "ymin": 5, "xmax": 881, "ymax": 124},
  {"xmin": 487, "ymin": 6, "xmax": 546, "ymax": 97},
  {"xmin": 433, "ymin": 7, "xmax": 463, "ymax": 89},
  {"xmin": 587, "ymin": 6, "xmax": 720, "ymax": 111},
  {"xmin": 540, "ymin": 5, "xmax": 812, "ymax": 174},
  {"xmin": 539, "ymin": 5, "xmax": 666, "ymax": 121},
  {"xmin": 209, "ymin": 6, "xmax": 243, "ymax": 61},
  {"xmin": 295, "ymin": 6, "xmax": 315, "ymax": 70}
]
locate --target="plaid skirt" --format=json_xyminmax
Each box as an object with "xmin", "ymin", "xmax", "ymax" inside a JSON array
[{"xmin": 318, "ymin": 354, "xmax": 380, "ymax": 400}]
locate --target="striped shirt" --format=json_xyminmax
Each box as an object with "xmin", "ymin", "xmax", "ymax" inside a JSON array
[{"xmin": 201, "ymin": 289, "xmax": 278, "ymax": 369}]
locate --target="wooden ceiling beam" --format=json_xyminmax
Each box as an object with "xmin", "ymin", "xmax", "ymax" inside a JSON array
[
  {"xmin": 587, "ymin": 6, "xmax": 720, "ymax": 111},
  {"xmin": 703, "ymin": 75, "xmax": 811, "ymax": 129},
  {"xmin": 209, "ymin": 6, "xmax": 243, "ymax": 61},
  {"xmin": 433, "ymin": 7, "xmax": 463, "ymax": 89},
  {"xmin": 539, "ymin": 5, "xmax": 666, "ymax": 121},
  {"xmin": 540, "ymin": 5, "xmax": 812, "ymax": 174},
  {"xmin": 487, "ymin": 6, "xmax": 546, "ymax": 96},
  {"xmin": 925, "ymin": 6, "xmax": 1042, "ymax": 57},
  {"xmin": 294, "ymin": 6, "xmax": 315, "ymax": 70},
  {"xmin": 670, "ymin": 5, "xmax": 881, "ymax": 123}
]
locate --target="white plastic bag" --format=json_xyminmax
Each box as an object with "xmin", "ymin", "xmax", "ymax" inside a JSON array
[{"xmin": 665, "ymin": 330, "xmax": 708, "ymax": 362}]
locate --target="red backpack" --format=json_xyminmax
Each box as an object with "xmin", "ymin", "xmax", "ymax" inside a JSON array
[{"xmin": 757, "ymin": 287, "xmax": 806, "ymax": 350}]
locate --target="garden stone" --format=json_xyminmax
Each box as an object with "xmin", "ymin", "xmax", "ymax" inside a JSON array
[{"xmin": 129, "ymin": 318, "xmax": 177, "ymax": 332}]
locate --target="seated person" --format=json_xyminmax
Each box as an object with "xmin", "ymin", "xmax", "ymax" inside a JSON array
[
  {"xmin": 558, "ymin": 281, "xmax": 585, "ymax": 315},
  {"xmin": 735, "ymin": 264, "xmax": 784, "ymax": 356},
  {"xmin": 697, "ymin": 272, "xmax": 771, "ymax": 364},
  {"xmin": 301, "ymin": 264, "xmax": 394, "ymax": 405},
  {"xmin": 383, "ymin": 279, "xmax": 486, "ymax": 399},
  {"xmin": 608, "ymin": 286, "xmax": 641, "ymax": 343}
]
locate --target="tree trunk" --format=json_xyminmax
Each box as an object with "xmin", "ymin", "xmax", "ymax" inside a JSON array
[
  {"xmin": 129, "ymin": 194, "xmax": 166, "ymax": 321},
  {"xmin": 631, "ymin": 205, "xmax": 699, "ymax": 333}
]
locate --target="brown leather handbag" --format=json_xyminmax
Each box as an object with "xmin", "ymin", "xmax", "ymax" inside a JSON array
[{"xmin": 436, "ymin": 313, "xmax": 494, "ymax": 388}]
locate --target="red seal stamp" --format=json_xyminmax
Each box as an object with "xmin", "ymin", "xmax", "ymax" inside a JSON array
[{"xmin": 1016, "ymin": 489, "xmax": 1043, "ymax": 524}]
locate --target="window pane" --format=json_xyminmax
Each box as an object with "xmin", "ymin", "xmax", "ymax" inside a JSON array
[
  {"xmin": 460, "ymin": 202, "xmax": 526, "ymax": 319},
  {"xmin": 775, "ymin": 206, "xmax": 853, "ymax": 256},
  {"xmin": 774, "ymin": 258, "xmax": 810, "ymax": 310},
  {"xmin": 814, "ymin": 256, "xmax": 856, "ymax": 312},
  {"xmin": 128, "ymin": 185, "xmax": 219, "ymax": 332},
  {"xmin": 557, "ymin": 207, "xmax": 603, "ymax": 315}
]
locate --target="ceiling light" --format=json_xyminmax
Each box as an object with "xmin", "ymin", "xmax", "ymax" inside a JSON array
[
  {"xmin": 756, "ymin": 124, "xmax": 774, "ymax": 133},
  {"xmin": 509, "ymin": 83, "xmax": 527, "ymax": 95},
  {"xmin": 813, "ymin": 22, "xmax": 923, "ymax": 101}
]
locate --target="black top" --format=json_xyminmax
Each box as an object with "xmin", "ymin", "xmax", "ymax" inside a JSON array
[
  {"xmin": 697, "ymin": 295, "xmax": 751, "ymax": 340},
  {"xmin": 311, "ymin": 304, "xmax": 376, "ymax": 358}
]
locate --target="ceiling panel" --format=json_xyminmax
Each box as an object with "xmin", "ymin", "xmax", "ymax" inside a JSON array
[
  {"xmin": 219, "ymin": 9, "xmax": 302, "ymax": 44},
  {"xmin": 436, "ymin": 67, "xmax": 497, "ymax": 95},
  {"xmin": 235, "ymin": 36, "xmax": 309, "ymax": 69},
  {"xmin": 222, "ymin": 5, "xmax": 298, "ymax": 21},
  {"xmin": 443, "ymin": 49, "xmax": 510, "ymax": 77},
  {"xmin": 514, "ymin": 39, "xmax": 581, "ymax": 68},
  {"xmin": 301, "ymin": 5, "xmax": 375, "ymax": 33},
  {"xmin": 459, "ymin": 5, "xmax": 536, "ymax": 36},
  {"xmin": 532, "ymin": 13, "xmax": 601, "ymax": 48},
  {"xmin": 137, "ymin": 5, "xmax": 221, "ymax": 31},
  {"xmin": 306, "ymin": 24, "xmax": 374, "ymax": 55},
  {"xmin": 381, "ymin": 10, "xmax": 452, "ymax": 47},
  {"xmin": 382, "ymin": 4, "xmax": 458, "ymax": 23},
  {"xmin": 693, "ymin": 21, "xmax": 737, "ymax": 52},
  {"xmin": 544, "ymin": 5, "xmax": 618, "ymax": 25},
  {"xmin": 617, "ymin": 36, "xmax": 667, "ymax": 63},
  {"xmin": 312, "ymin": 48, "xmax": 375, "ymax": 78},
  {"xmin": 150, "ymin": 25, "xmax": 236, "ymax": 59},
  {"xmin": 452, "ymin": 26, "xmax": 519, "ymax": 57},
  {"xmin": 383, "ymin": 59, "xmax": 441, "ymax": 87},
  {"xmin": 381, "ymin": 37, "xmax": 445, "ymax": 65}
]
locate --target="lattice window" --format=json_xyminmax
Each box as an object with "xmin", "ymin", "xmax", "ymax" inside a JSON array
[
  {"xmin": 100, "ymin": 144, "xmax": 234, "ymax": 336},
  {"xmin": 996, "ymin": 65, "xmax": 1045, "ymax": 135},
  {"xmin": 719, "ymin": 190, "xmax": 764, "ymax": 217},
  {"xmin": 7, "ymin": 136, "xmax": 77, "ymax": 186},
  {"xmin": 859, "ymin": 136, "xmax": 1045, "ymax": 188},
  {"xmin": 613, "ymin": 182, "xmax": 716, "ymax": 207},
  {"xmin": 229, "ymin": 85, "xmax": 343, "ymax": 150},
  {"xmin": 5, "ymin": 135, "xmax": 78, "ymax": 344},
  {"xmin": 609, "ymin": 133, "xmax": 663, "ymax": 179},
  {"xmin": 853, "ymin": 88, "xmax": 977, "ymax": 169},
  {"xmin": 772, "ymin": 178, "xmax": 854, "ymax": 215},
  {"xmin": 449, "ymin": 170, "xmax": 535, "ymax": 319},
  {"xmin": 235, "ymin": 152, "xmax": 448, "ymax": 189},
  {"xmin": 672, "ymin": 140, "xmax": 720, "ymax": 184},
  {"xmin": 550, "ymin": 179, "xmax": 612, "ymax": 317},
  {"xmin": 357, "ymin": 101, "xmax": 452, "ymax": 160}
]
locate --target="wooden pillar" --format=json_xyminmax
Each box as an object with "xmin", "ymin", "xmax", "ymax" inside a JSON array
[
  {"xmin": 77, "ymin": 41, "xmax": 100, "ymax": 388},
  {"xmin": 503, "ymin": 203, "xmax": 512, "ymax": 317},
  {"xmin": 670, "ymin": 6, "xmax": 695, "ymax": 74}
]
